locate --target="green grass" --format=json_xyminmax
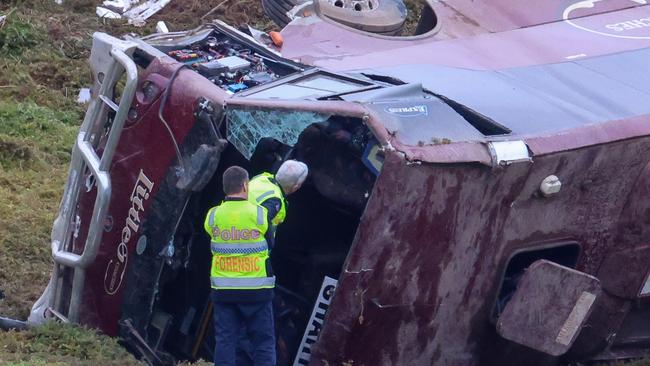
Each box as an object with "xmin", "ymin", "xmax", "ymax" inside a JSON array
[
  {"xmin": 0, "ymin": 10, "xmax": 44, "ymax": 56},
  {"xmin": 0, "ymin": 321, "xmax": 142, "ymax": 365},
  {"xmin": 0, "ymin": 101, "xmax": 78, "ymax": 320}
]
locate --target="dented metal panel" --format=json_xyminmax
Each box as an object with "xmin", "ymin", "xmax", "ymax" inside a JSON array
[
  {"xmin": 496, "ymin": 260, "xmax": 601, "ymax": 356},
  {"xmin": 311, "ymin": 134, "xmax": 650, "ymax": 365}
]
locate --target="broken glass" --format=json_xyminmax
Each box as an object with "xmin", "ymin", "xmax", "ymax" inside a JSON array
[{"xmin": 226, "ymin": 107, "xmax": 331, "ymax": 159}]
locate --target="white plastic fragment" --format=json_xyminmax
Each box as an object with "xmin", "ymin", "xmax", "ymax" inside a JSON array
[
  {"xmin": 95, "ymin": 0, "xmax": 171, "ymax": 25},
  {"xmin": 102, "ymin": 0, "xmax": 131, "ymax": 13},
  {"xmin": 287, "ymin": 1, "xmax": 315, "ymax": 20},
  {"xmin": 77, "ymin": 88, "xmax": 91, "ymax": 104},
  {"xmin": 123, "ymin": 0, "xmax": 172, "ymax": 26},
  {"xmin": 156, "ymin": 21, "xmax": 169, "ymax": 33},
  {"xmin": 96, "ymin": 7, "xmax": 122, "ymax": 19},
  {"xmin": 540, "ymin": 175, "xmax": 562, "ymax": 196},
  {"xmin": 0, "ymin": 15, "xmax": 6, "ymax": 29}
]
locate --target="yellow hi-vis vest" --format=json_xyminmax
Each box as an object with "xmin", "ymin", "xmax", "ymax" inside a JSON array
[
  {"xmin": 204, "ymin": 200, "xmax": 275, "ymax": 290},
  {"xmin": 248, "ymin": 172, "xmax": 287, "ymax": 226}
]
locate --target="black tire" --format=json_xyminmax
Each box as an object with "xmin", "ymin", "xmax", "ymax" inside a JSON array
[
  {"xmin": 316, "ymin": 0, "xmax": 407, "ymax": 34},
  {"xmin": 262, "ymin": 0, "xmax": 291, "ymax": 27},
  {"xmin": 278, "ymin": 0, "xmax": 306, "ymax": 11},
  {"xmin": 272, "ymin": 0, "xmax": 295, "ymax": 13}
]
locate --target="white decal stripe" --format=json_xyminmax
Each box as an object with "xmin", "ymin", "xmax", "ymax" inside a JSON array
[
  {"xmin": 639, "ymin": 272, "xmax": 650, "ymax": 296},
  {"xmin": 556, "ymin": 291, "xmax": 596, "ymax": 346}
]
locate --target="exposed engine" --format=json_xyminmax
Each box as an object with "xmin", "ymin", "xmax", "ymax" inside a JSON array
[{"xmin": 165, "ymin": 32, "xmax": 297, "ymax": 94}]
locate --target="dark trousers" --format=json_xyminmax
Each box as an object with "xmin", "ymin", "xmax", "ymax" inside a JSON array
[{"xmin": 212, "ymin": 299, "xmax": 276, "ymax": 366}]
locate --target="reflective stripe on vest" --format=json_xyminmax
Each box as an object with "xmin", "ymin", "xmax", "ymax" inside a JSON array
[
  {"xmin": 211, "ymin": 241, "xmax": 268, "ymax": 255},
  {"xmin": 211, "ymin": 276, "xmax": 275, "ymax": 289},
  {"xmin": 256, "ymin": 206, "xmax": 264, "ymax": 225},
  {"xmin": 208, "ymin": 207, "xmax": 217, "ymax": 227},
  {"xmin": 256, "ymin": 190, "xmax": 275, "ymax": 203},
  {"xmin": 249, "ymin": 173, "xmax": 287, "ymax": 226}
]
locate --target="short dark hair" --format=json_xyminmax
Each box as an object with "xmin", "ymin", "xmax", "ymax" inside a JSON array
[{"xmin": 223, "ymin": 166, "xmax": 249, "ymax": 195}]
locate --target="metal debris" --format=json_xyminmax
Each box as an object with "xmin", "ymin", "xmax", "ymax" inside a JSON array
[
  {"xmin": 96, "ymin": 0, "xmax": 172, "ymax": 25},
  {"xmin": 0, "ymin": 316, "xmax": 27, "ymax": 331}
]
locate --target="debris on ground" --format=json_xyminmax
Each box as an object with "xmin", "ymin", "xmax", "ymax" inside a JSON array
[
  {"xmin": 77, "ymin": 88, "xmax": 91, "ymax": 103},
  {"xmin": 155, "ymin": 20, "xmax": 169, "ymax": 32},
  {"xmin": 96, "ymin": 0, "xmax": 172, "ymax": 26}
]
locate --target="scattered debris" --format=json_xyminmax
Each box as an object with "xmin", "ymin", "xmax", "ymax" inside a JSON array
[
  {"xmin": 0, "ymin": 15, "xmax": 6, "ymax": 30},
  {"xmin": 77, "ymin": 88, "xmax": 91, "ymax": 104},
  {"xmin": 245, "ymin": 25, "xmax": 282, "ymax": 54},
  {"xmin": 96, "ymin": 0, "xmax": 172, "ymax": 26},
  {"xmin": 246, "ymin": 24, "xmax": 268, "ymax": 42},
  {"xmin": 155, "ymin": 20, "xmax": 169, "ymax": 33},
  {"xmin": 286, "ymin": 1, "xmax": 314, "ymax": 21},
  {"xmin": 96, "ymin": 7, "xmax": 122, "ymax": 19}
]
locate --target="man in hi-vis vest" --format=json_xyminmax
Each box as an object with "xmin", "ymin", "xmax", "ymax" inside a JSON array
[
  {"xmin": 204, "ymin": 166, "xmax": 276, "ymax": 366},
  {"xmin": 248, "ymin": 160, "xmax": 308, "ymax": 229}
]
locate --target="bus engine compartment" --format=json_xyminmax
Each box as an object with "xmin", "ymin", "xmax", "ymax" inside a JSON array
[{"xmin": 142, "ymin": 24, "xmax": 304, "ymax": 95}]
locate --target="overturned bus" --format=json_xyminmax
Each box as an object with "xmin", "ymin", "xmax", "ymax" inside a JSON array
[{"xmin": 25, "ymin": 0, "xmax": 650, "ymax": 364}]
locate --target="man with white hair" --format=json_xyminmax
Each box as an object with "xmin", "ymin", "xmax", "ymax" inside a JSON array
[
  {"xmin": 248, "ymin": 160, "xmax": 309, "ymax": 229},
  {"xmin": 235, "ymin": 160, "xmax": 307, "ymax": 364}
]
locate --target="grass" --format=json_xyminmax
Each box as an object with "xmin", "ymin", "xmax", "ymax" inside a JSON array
[
  {"xmin": 0, "ymin": 101, "xmax": 78, "ymax": 320},
  {"xmin": 0, "ymin": 321, "xmax": 142, "ymax": 365},
  {"xmin": 0, "ymin": 1, "xmax": 149, "ymax": 363}
]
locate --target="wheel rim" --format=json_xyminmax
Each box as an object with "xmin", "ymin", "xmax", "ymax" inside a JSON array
[{"xmin": 328, "ymin": 0, "xmax": 380, "ymax": 12}]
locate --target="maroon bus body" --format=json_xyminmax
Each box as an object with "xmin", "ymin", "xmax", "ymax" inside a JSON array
[{"xmin": 71, "ymin": 60, "xmax": 230, "ymax": 335}]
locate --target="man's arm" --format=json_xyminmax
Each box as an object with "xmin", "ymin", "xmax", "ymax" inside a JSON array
[
  {"xmin": 260, "ymin": 198, "xmax": 280, "ymax": 249},
  {"xmin": 260, "ymin": 198, "xmax": 281, "ymax": 223}
]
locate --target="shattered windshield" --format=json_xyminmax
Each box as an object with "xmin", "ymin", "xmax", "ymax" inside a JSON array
[{"xmin": 226, "ymin": 107, "xmax": 331, "ymax": 159}]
